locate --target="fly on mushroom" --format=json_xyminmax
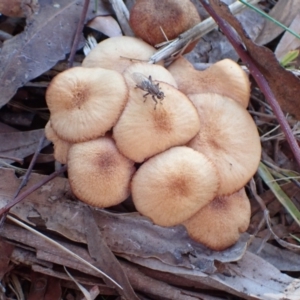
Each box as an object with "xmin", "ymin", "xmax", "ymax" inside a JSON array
[{"xmin": 132, "ymin": 72, "xmax": 164, "ymax": 110}]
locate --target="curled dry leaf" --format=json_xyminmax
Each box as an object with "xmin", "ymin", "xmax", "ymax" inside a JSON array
[
  {"xmin": 0, "ymin": 128, "xmax": 49, "ymax": 166},
  {"xmin": 0, "ymin": 0, "xmax": 110, "ymax": 108},
  {"xmin": 0, "ymin": 168, "xmax": 248, "ymax": 273},
  {"xmin": 275, "ymin": 14, "xmax": 300, "ymax": 62},
  {"xmin": 209, "ymin": 0, "xmax": 300, "ymax": 120},
  {"xmin": 255, "ymin": 0, "xmax": 300, "ymax": 45}
]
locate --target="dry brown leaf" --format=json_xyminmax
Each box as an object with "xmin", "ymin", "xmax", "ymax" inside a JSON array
[
  {"xmin": 210, "ymin": 0, "xmax": 300, "ymax": 120},
  {"xmin": 248, "ymin": 237, "xmax": 300, "ymax": 272},
  {"xmin": 84, "ymin": 208, "xmax": 139, "ymax": 300},
  {"xmin": 0, "ymin": 237, "xmax": 14, "ymax": 280},
  {"xmin": 0, "ymin": 168, "xmax": 247, "ymax": 272},
  {"xmin": 28, "ymin": 272, "xmax": 49, "ymax": 300},
  {"xmin": 255, "ymin": 0, "xmax": 300, "ymax": 45},
  {"xmin": 0, "ymin": 128, "xmax": 49, "ymax": 165},
  {"xmin": 275, "ymin": 14, "xmax": 300, "ymax": 61},
  {"xmin": 0, "ymin": 0, "xmax": 111, "ymax": 108}
]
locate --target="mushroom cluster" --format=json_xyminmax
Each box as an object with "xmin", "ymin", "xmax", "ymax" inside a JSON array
[{"xmin": 45, "ymin": 35, "xmax": 261, "ymax": 250}]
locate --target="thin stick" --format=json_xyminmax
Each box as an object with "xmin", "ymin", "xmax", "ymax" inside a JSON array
[
  {"xmin": 7, "ymin": 215, "xmax": 123, "ymax": 290},
  {"xmin": 149, "ymin": 0, "xmax": 261, "ymax": 63},
  {"xmin": 68, "ymin": 0, "xmax": 90, "ymax": 68},
  {"xmin": 0, "ymin": 165, "xmax": 67, "ymax": 216},
  {"xmin": 0, "ymin": 134, "xmax": 47, "ymax": 226},
  {"xmin": 13, "ymin": 135, "xmax": 46, "ymax": 198}
]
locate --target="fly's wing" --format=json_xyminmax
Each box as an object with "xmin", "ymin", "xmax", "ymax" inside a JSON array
[{"xmin": 131, "ymin": 72, "xmax": 151, "ymax": 90}]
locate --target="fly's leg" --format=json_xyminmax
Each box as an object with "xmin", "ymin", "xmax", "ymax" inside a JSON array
[
  {"xmin": 143, "ymin": 92, "xmax": 150, "ymax": 102},
  {"xmin": 152, "ymin": 95, "xmax": 158, "ymax": 110}
]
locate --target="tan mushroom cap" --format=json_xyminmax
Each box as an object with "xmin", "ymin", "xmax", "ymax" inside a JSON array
[
  {"xmin": 187, "ymin": 93, "xmax": 261, "ymax": 196},
  {"xmin": 129, "ymin": 0, "xmax": 201, "ymax": 51},
  {"xmin": 113, "ymin": 66, "xmax": 200, "ymax": 162},
  {"xmin": 131, "ymin": 146, "xmax": 220, "ymax": 227},
  {"xmin": 0, "ymin": 1, "xmax": 27, "ymax": 17},
  {"xmin": 82, "ymin": 36, "xmax": 162, "ymax": 73},
  {"xmin": 46, "ymin": 67, "xmax": 128, "ymax": 143},
  {"xmin": 168, "ymin": 57, "xmax": 250, "ymax": 108},
  {"xmin": 45, "ymin": 121, "xmax": 71, "ymax": 164},
  {"xmin": 68, "ymin": 137, "xmax": 135, "ymax": 208},
  {"xmin": 183, "ymin": 188, "xmax": 251, "ymax": 251}
]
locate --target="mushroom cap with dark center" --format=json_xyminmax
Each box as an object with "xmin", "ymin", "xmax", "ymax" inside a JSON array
[
  {"xmin": 68, "ymin": 137, "xmax": 135, "ymax": 208},
  {"xmin": 183, "ymin": 188, "xmax": 251, "ymax": 251},
  {"xmin": 131, "ymin": 146, "xmax": 220, "ymax": 226},
  {"xmin": 187, "ymin": 93, "xmax": 261, "ymax": 195},
  {"xmin": 113, "ymin": 80, "xmax": 200, "ymax": 162},
  {"xmin": 46, "ymin": 67, "xmax": 128, "ymax": 143}
]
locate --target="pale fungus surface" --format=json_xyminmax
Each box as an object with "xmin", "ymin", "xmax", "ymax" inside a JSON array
[
  {"xmin": 46, "ymin": 66, "xmax": 128, "ymax": 143},
  {"xmin": 183, "ymin": 188, "xmax": 251, "ymax": 251},
  {"xmin": 44, "ymin": 121, "xmax": 71, "ymax": 165},
  {"xmin": 168, "ymin": 57, "xmax": 250, "ymax": 108},
  {"xmin": 45, "ymin": 34, "xmax": 260, "ymax": 251},
  {"xmin": 68, "ymin": 137, "xmax": 135, "ymax": 208},
  {"xmin": 113, "ymin": 81, "xmax": 200, "ymax": 162},
  {"xmin": 82, "ymin": 36, "xmax": 162, "ymax": 73},
  {"xmin": 131, "ymin": 146, "xmax": 220, "ymax": 227},
  {"xmin": 187, "ymin": 93, "xmax": 261, "ymax": 196}
]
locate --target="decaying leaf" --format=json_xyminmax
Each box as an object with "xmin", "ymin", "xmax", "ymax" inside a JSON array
[
  {"xmin": 0, "ymin": 0, "xmax": 111, "ymax": 108},
  {"xmin": 0, "ymin": 168, "xmax": 300, "ymax": 299},
  {"xmin": 255, "ymin": 0, "xmax": 300, "ymax": 45},
  {"xmin": 248, "ymin": 237, "xmax": 300, "ymax": 272},
  {"xmin": 275, "ymin": 14, "xmax": 300, "ymax": 62},
  {"xmin": 0, "ymin": 238, "xmax": 14, "ymax": 280},
  {"xmin": 84, "ymin": 208, "xmax": 139, "ymax": 300},
  {"xmin": 0, "ymin": 168, "xmax": 247, "ymax": 273},
  {"xmin": 0, "ymin": 128, "xmax": 49, "ymax": 165},
  {"xmin": 209, "ymin": 0, "xmax": 300, "ymax": 120}
]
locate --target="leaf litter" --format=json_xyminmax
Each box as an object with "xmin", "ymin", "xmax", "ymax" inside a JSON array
[{"xmin": 1, "ymin": 0, "xmax": 300, "ymax": 299}]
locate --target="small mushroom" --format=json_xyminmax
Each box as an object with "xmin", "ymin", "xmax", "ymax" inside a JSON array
[
  {"xmin": 168, "ymin": 57, "xmax": 250, "ymax": 108},
  {"xmin": 187, "ymin": 93, "xmax": 261, "ymax": 196},
  {"xmin": 131, "ymin": 146, "xmax": 220, "ymax": 227},
  {"xmin": 46, "ymin": 66, "xmax": 128, "ymax": 143},
  {"xmin": 131, "ymin": 146, "xmax": 219, "ymax": 226},
  {"xmin": 44, "ymin": 121, "xmax": 71, "ymax": 164},
  {"xmin": 183, "ymin": 188, "xmax": 251, "ymax": 251},
  {"xmin": 113, "ymin": 65, "xmax": 200, "ymax": 162},
  {"xmin": 82, "ymin": 36, "xmax": 162, "ymax": 73},
  {"xmin": 129, "ymin": 0, "xmax": 201, "ymax": 52},
  {"xmin": 68, "ymin": 137, "xmax": 135, "ymax": 208}
]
